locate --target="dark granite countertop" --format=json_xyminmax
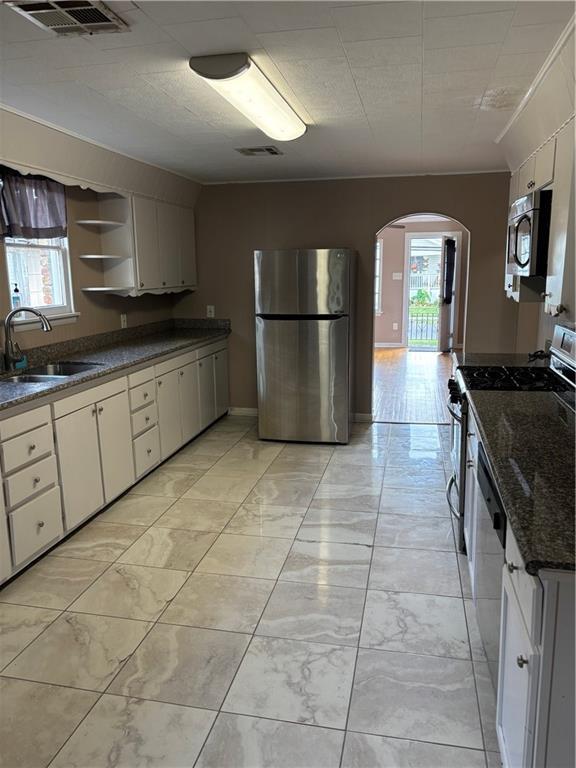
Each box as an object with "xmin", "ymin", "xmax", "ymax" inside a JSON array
[
  {"xmin": 453, "ymin": 351, "xmax": 549, "ymax": 368},
  {"xmin": 0, "ymin": 328, "xmax": 229, "ymax": 413},
  {"xmin": 467, "ymin": 390, "xmax": 575, "ymax": 574}
]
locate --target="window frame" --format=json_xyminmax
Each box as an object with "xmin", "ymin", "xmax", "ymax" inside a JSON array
[{"xmin": 4, "ymin": 234, "xmax": 76, "ymax": 324}]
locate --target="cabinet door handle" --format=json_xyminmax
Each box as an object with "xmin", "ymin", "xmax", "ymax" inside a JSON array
[
  {"xmin": 466, "ymin": 459, "xmax": 474, "ymax": 468},
  {"xmin": 91, "ymin": 406, "xmax": 97, "ymax": 416},
  {"xmin": 179, "ymin": 371, "xmax": 184, "ymax": 377},
  {"xmin": 140, "ymin": 281, "xmax": 144, "ymax": 288},
  {"xmin": 37, "ymin": 520, "xmax": 45, "ymax": 529},
  {"xmin": 29, "ymin": 443, "xmax": 36, "ymax": 452},
  {"xmin": 162, "ymin": 281, "xmax": 166, "ymax": 286},
  {"xmin": 199, "ymin": 362, "xmax": 203, "ymax": 368},
  {"xmin": 506, "ymin": 561, "xmax": 519, "ymax": 573},
  {"xmin": 143, "ymin": 391, "xmax": 149, "ymax": 399},
  {"xmin": 516, "ymin": 655, "xmax": 528, "ymax": 668},
  {"xmin": 98, "ymin": 406, "xmax": 104, "ymax": 414},
  {"xmin": 145, "ymin": 416, "xmax": 150, "ymax": 423},
  {"xmin": 33, "ymin": 476, "xmax": 41, "ymax": 485},
  {"xmin": 147, "ymin": 448, "xmax": 152, "ymax": 455},
  {"xmin": 157, "ymin": 380, "xmax": 163, "ymax": 387}
]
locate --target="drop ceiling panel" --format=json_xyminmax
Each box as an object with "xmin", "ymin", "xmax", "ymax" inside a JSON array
[
  {"xmin": 343, "ymin": 37, "xmax": 422, "ymax": 68},
  {"xmin": 334, "ymin": 2, "xmax": 423, "ymax": 42},
  {"xmin": 424, "ymin": 11, "xmax": 515, "ymax": 49},
  {"xmin": 0, "ymin": 1, "xmax": 571, "ymax": 182},
  {"xmin": 423, "ymin": 44, "xmax": 501, "ymax": 75},
  {"xmin": 257, "ymin": 28, "xmax": 344, "ymax": 62}
]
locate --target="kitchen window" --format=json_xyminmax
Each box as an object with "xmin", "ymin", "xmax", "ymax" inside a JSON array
[
  {"xmin": 1, "ymin": 166, "xmax": 76, "ymax": 322},
  {"xmin": 4, "ymin": 235, "xmax": 74, "ymax": 317}
]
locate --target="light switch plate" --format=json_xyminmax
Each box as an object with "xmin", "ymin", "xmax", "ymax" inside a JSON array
[
  {"xmin": 392, "ymin": 272, "xmax": 403, "ymax": 281},
  {"xmin": 392, "ymin": 322, "xmax": 399, "ymax": 331},
  {"xmin": 206, "ymin": 305, "xmax": 215, "ymax": 318}
]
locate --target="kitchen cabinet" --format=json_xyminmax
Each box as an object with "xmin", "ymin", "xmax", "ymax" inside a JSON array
[
  {"xmin": 198, "ymin": 354, "xmax": 216, "ymax": 430},
  {"xmin": 55, "ymin": 404, "xmax": 104, "ymax": 530},
  {"xmin": 96, "ymin": 391, "xmax": 135, "ymax": 502},
  {"xmin": 132, "ymin": 195, "xmax": 161, "ymax": 291},
  {"xmin": 214, "ymin": 348, "xmax": 229, "ymax": 418},
  {"xmin": 509, "ymin": 170, "xmax": 519, "ymax": 205},
  {"xmin": 55, "ymin": 379, "xmax": 133, "ymax": 529},
  {"xmin": 157, "ymin": 201, "xmax": 181, "ymax": 288},
  {"xmin": 518, "ymin": 157, "xmax": 536, "ymax": 197},
  {"xmin": 0, "ymin": 479, "xmax": 11, "ymax": 581},
  {"xmin": 179, "ymin": 362, "xmax": 201, "ymax": 443},
  {"xmin": 534, "ymin": 138, "xmax": 555, "ymax": 190},
  {"xmin": 497, "ymin": 569, "xmax": 540, "ymax": 768},
  {"xmin": 543, "ymin": 118, "xmax": 574, "ymax": 317},
  {"xmin": 156, "ymin": 369, "xmax": 183, "ymax": 460}
]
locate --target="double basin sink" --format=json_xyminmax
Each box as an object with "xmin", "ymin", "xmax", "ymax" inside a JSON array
[{"xmin": 4, "ymin": 361, "xmax": 102, "ymax": 384}]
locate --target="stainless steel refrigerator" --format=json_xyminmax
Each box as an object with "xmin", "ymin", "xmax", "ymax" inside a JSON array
[{"xmin": 254, "ymin": 248, "xmax": 355, "ymax": 443}]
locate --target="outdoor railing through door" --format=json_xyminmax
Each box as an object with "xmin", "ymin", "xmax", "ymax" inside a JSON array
[{"xmin": 408, "ymin": 310, "xmax": 439, "ymax": 348}]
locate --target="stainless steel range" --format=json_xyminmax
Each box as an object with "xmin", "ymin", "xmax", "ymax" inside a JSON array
[{"xmin": 446, "ymin": 324, "xmax": 576, "ymax": 555}]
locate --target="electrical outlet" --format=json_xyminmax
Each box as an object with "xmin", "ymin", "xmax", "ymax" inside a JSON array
[
  {"xmin": 392, "ymin": 322, "xmax": 399, "ymax": 331},
  {"xmin": 120, "ymin": 313, "xmax": 127, "ymax": 329},
  {"xmin": 206, "ymin": 305, "xmax": 215, "ymax": 318}
]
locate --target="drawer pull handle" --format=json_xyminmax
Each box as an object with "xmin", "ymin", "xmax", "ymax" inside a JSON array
[
  {"xmin": 145, "ymin": 416, "xmax": 150, "ymax": 423},
  {"xmin": 33, "ymin": 476, "xmax": 41, "ymax": 485},
  {"xmin": 29, "ymin": 443, "xmax": 36, "ymax": 452},
  {"xmin": 37, "ymin": 520, "xmax": 45, "ymax": 529},
  {"xmin": 158, "ymin": 380, "xmax": 163, "ymax": 387},
  {"xmin": 467, "ymin": 432, "xmax": 475, "ymax": 438},
  {"xmin": 180, "ymin": 371, "xmax": 184, "ymax": 376},
  {"xmin": 143, "ymin": 392, "xmax": 149, "ymax": 399},
  {"xmin": 98, "ymin": 406, "xmax": 104, "ymax": 414},
  {"xmin": 466, "ymin": 459, "xmax": 474, "ymax": 468},
  {"xmin": 506, "ymin": 561, "xmax": 519, "ymax": 573},
  {"xmin": 516, "ymin": 655, "xmax": 528, "ymax": 668},
  {"xmin": 147, "ymin": 448, "xmax": 152, "ymax": 455}
]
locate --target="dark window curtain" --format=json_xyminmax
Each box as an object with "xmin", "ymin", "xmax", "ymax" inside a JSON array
[{"xmin": 0, "ymin": 166, "xmax": 67, "ymax": 239}]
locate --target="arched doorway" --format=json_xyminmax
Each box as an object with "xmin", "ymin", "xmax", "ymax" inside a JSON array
[{"xmin": 372, "ymin": 212, "xmax": 470, "ymax": 424}]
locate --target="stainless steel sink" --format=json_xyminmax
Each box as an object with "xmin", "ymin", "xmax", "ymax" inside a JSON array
[
  {"xmin": 4, "ymin": 374, "xmax": 65, "ymax": 384},
  {"xmin": 26, "ymin": 361, "xmax": 102, "ymax": 376}
]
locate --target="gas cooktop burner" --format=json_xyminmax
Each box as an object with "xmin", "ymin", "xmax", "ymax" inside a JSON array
[{"xmin": 457, "ymin": 365, "xmax": 571, "ymax": 392}]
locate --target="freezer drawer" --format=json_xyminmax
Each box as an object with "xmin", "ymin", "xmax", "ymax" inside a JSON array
[
  {"xmin": 256, "ymin": 316, "xmax": 350, "ymax": 443},
  {"xmin": 254, "ymin": 249, "xmax": 353, "ymax": 315}
]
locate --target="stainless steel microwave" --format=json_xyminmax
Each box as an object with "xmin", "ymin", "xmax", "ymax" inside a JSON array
[{"xmin": 506, "ymin": 190, "xmax": 552, "ymax": 278}]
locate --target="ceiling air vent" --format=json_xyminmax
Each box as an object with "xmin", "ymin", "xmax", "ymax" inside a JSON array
[
  {"xmin": 235, "ymin": 146, "xmax": 284, "ymax": 157},
  {"xmin": 6, "ymin": 1, "xmax": 128, "ymax": 36}
]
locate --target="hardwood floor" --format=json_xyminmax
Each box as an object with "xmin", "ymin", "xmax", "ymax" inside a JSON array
[{"xmin": 372, "ymin": 348, "xmax": 452, "ymax": 424}]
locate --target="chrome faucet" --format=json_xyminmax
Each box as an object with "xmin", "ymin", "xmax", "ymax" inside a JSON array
[{"xmin": 3, "ymin": 307, "xmax": 52, "ymax": 372}]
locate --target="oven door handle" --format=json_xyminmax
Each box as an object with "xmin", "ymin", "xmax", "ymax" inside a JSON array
[
  {"xmin": 446, "ymin": 401, "xmax": 462, "ymax": 423},
  {"xmin": 446, "ymin": 474, "xmax": 461, "ymax": 520}
]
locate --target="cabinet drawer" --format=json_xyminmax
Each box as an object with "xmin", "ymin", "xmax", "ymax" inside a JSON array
[
  {"xmin": 154, "ymin": 350, "xmax": 196, "ymax": 378},
  {"xmin": 4, "ymin": 455, "xmax": 58, "ymax": 509},
  {"xmin": 505, "ymin": 527, "xmax": 543, "ymax": 644},
  {"xmin": 0, "ymin": 405, "xmax": 51, "ymax": 441},
  {"xmin": 131, "ymin": 402, "xmax": 157, "ymax": 437},
  {"xmin": 1, "ymin": 424, "xmax": 54, "ymax": 475},
  {"xmin": 129, "ymin": 381, "xmax": 156, "ymax": 412},
  {"xmin": 53, "ymin": 377, "xmax": 127, "ymax": 418},
  {"xmin": 128, "ymin": 366, "xmax": 155, "ymax": 388},
  {"xmin": 9, "ymin": 486, "xmax": 63, "ymax": 566},
  {"xmin": 133, "ymin": 426, "xmax": 160, "ymax": 479}
]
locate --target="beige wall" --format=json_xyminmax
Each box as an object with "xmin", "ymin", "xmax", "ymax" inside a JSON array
[
  {"xmin": 175, "ymin": 172, "xmax": 515, "ymax": 413},
  {"xmin": 374, "ymin": 220, "xmax": 469, "ymax": 346},
  {"xmin": 0, "ymin": 187, "xmax": 179, "ymax": 350}
]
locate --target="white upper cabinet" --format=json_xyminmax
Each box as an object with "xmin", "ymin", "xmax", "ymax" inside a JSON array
[
  {"xmin": 132, "ymin": 196, "xmax": 197, "ymax": 294},
  {"xmin": 179, "ymin": 206, "xmax": 197, "ymax": 288},
  {"xmin": 157, "ymin": 201, "xmax": 182, "ymax": 288},
  {"xmin": 133, "ymin": 195, "xmax": 161, "ymax": 291},
  {"xmin": 534, "ymin": 138, "xmax": 556, "ymax": 191}
]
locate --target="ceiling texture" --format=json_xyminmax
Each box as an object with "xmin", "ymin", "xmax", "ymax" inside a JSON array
[{"xmin": 0, "ymin": 1, "xmax": 573, "ymax": 182}]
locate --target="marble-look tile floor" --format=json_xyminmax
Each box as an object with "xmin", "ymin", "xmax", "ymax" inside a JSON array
[{"xmin": 0, "ymin": 416, "xmax": 502, "ymax": 768}]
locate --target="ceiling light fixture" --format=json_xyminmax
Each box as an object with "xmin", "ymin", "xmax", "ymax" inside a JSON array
[{"xmin": 189, "ymin": 53, "xmax": 306, "ymax": 142}]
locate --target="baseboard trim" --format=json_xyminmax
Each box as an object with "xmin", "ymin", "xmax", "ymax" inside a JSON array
[
  {"xmin": 353, "ymin": 413, "xmax": 373, "ymax": 422},
  {"xmin": 229, "ymin": 407, "xmax": 258, "ymax": 417},
  {"xmin": 374, "ymin": 342, "xmax": 404, "ymax": 348}
]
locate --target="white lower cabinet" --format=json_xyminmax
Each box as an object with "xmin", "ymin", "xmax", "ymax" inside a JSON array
[
  {"xmin": 96, "ymin": 391, "xmax": 135, "ymax": 502},
  {"xmin": 156, "ymin": 369, "xmax": 183, "ymax": 460},
  {"xmin": 214, "ymin": 348, "xmax": 229, "ymax": 418},
  {"xmin": 198, "ymin": 355, "xmax": 216, "ymax": 430},
  {"xmin": 9, "ymin": 487, "xmax": 63, "ymax": 567},
  {"xmin": 55, "ymin": 404, "xmax": 104, "ymax": 530},
  {"xmin": 0, "ymin": 488, "xmax": 11, "ymax": 581},
  {"xmin": 497, "ymin": 569, "xmax": 540, "ymax": 768},
  {"xmin": 180, "ymin": 362, "xmax": 201, "ymax": 443}
]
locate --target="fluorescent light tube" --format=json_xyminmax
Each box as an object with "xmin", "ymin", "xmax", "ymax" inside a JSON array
[{"xmin": 189, "ymin": 54, "xmax": 306, "ymax": 142}]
